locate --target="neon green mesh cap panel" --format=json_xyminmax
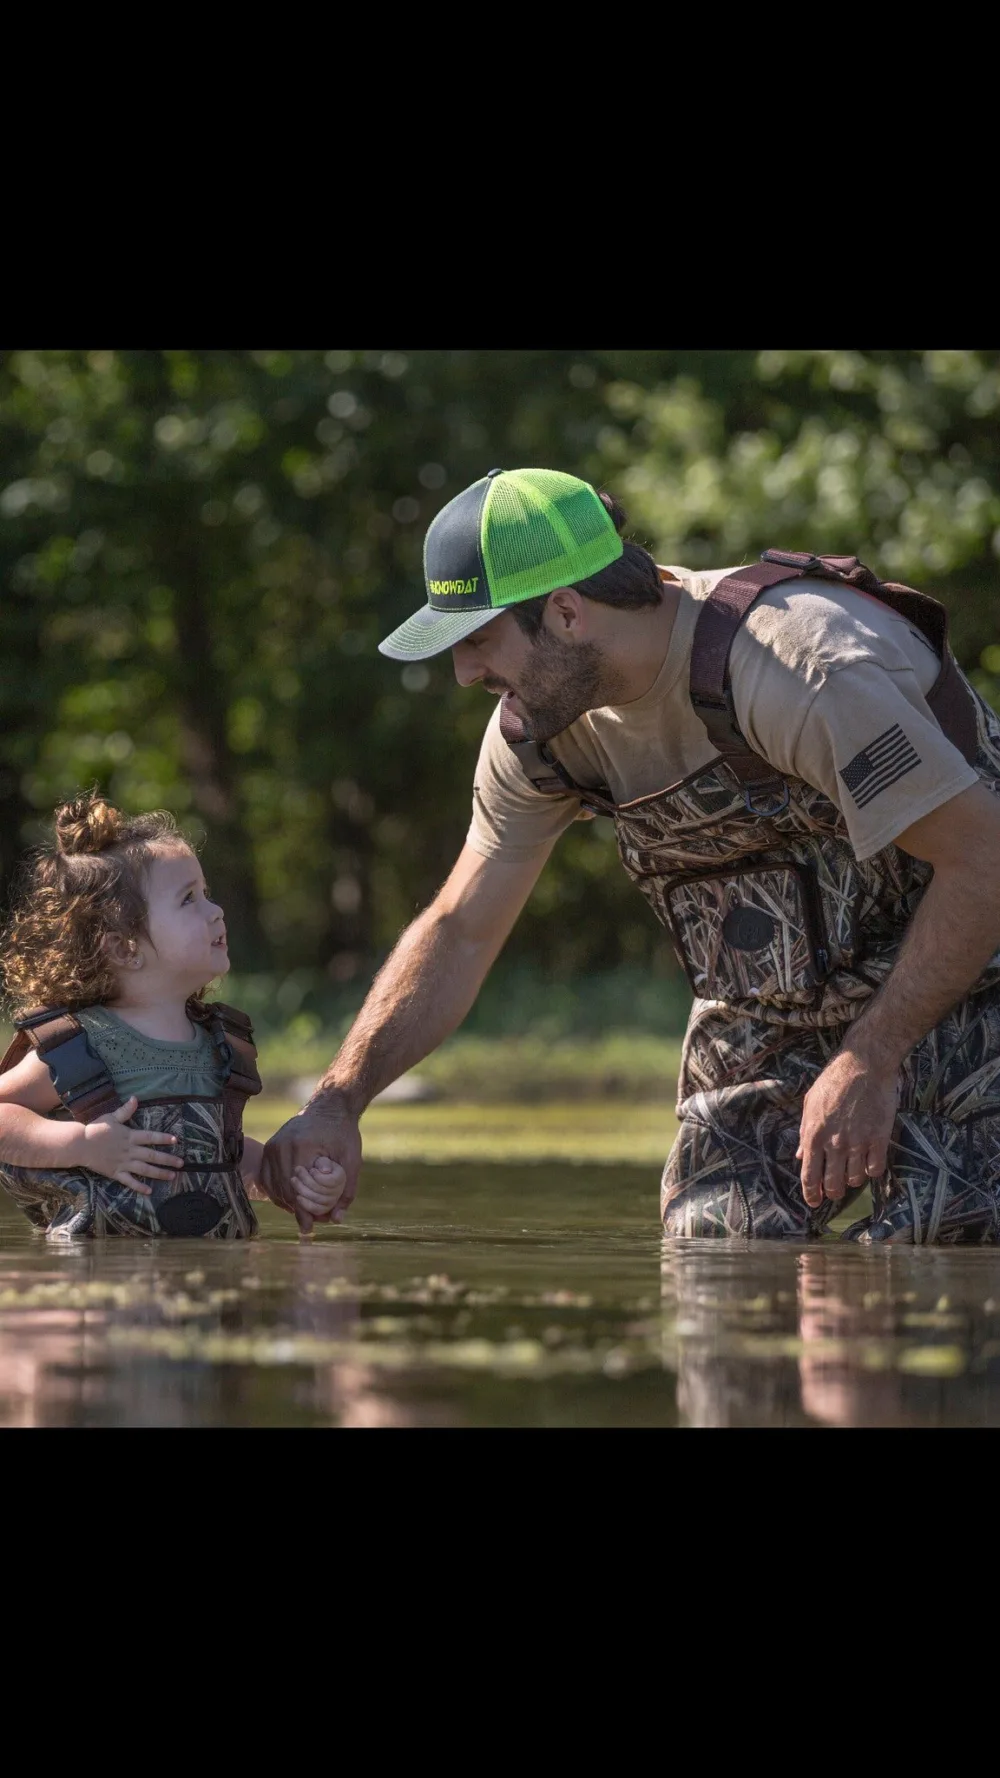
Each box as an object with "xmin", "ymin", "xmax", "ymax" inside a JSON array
[
  {"xmin": 481, "ymin": 469, "xmax": 622, "ymax": 606},
  {"xmin": 378, "ymin": 467, "xmax": 624, "ymax": 661}
]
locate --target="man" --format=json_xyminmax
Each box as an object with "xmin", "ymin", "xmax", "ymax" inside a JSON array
[{"xmin": 262, "ymin": 467, "xmax": 1000, "ymax": 1242}]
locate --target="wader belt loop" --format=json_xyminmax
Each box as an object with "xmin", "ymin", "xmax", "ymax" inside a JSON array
[{"xmin": 179, "ymin": 1161, "xmax": 243, "ymax": 1174}]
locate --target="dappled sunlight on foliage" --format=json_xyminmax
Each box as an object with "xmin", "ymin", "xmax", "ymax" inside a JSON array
[{"xmin": 2, "ymin": 350, "xmax": 998, "ymax": 990}]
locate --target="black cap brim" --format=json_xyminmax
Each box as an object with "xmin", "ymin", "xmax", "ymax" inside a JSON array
[{"xmin": 378, "ymin": 603, "xmax": 501, "ymax": 661}]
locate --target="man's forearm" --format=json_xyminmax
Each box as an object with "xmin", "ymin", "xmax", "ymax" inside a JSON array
[
  {"xmin": 843, "ymin": 862, "xmax": 1000, "ymax": 1074},
  {"xmin": 312, "ymin": 905, "xmax": 494, "ymax": 1116},
  {"xmin": 259, "ymin": 847, "xmax": 550, "ymax": 1223}
]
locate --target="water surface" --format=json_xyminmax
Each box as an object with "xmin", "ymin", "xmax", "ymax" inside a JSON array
[{"xmin": 3, "ymin": 1164, "xmax": 1000, "ymax": 1427}]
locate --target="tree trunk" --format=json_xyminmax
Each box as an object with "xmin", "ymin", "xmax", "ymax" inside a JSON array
[{"xmin": 159, "ymin": 525, "xmax": 267, "ymax": 965}]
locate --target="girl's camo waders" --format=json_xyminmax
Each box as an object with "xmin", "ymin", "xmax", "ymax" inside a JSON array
[{"xmin": 0, "ymin": 1002, "xmax": 262, "ymax": 1238}]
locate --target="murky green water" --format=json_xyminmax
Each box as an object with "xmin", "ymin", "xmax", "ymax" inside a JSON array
[{"xmin": 4, "ymin": 1164, "xmax": 1000, "ymax": 1426}]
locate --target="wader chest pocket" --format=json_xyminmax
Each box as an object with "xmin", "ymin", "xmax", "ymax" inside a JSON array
[{"xmin": 665, "ymin": 864, "xmax": 828, "ymax": 1005}]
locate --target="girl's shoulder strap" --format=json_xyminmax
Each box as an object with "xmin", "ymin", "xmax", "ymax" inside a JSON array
[
  {"xmin": 186, "ymin": 999, "xmax": 263, "ymax": 1163},
  {"xmin": 1, "ymin": 1006, "xmax": 120, "ymax": 1122},
  {"xmin": 186, "ymin": 1000, "xmax": 262, "ymax": 1099}
]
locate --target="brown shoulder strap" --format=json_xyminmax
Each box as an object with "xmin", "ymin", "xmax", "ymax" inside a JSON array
[
  {"xmin": 7, "ymin": 1006, "xmax": 121, "ymax": 1123},
  {"xmin": 690, "ymin": 549, "xmax": 979, "ymax": 797},
  {"xmin": 0, "ymin": 1030, "xmax": 30, "ymax": 1075},
  {"xmin": 187, "ymin": 1000, "xmax": 262, "ymax": 1160},
  {"xmin": 497, "ymin": 699, "xmax": 616, "ymax": 815},
  {"xmin": 688, "ymin": 555, "xmax": 811, "ymax": 803},
  {"xmin": 875, "ymin": 581, "xmax": 978, "ymax": 764}
]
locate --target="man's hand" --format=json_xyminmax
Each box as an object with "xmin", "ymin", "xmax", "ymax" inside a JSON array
[
  {"xmin": 796, "ymin": 783, "xmax": 1000, "ymax": 1210},
  {"xmin": 796, "ymin": 1050, "xmax": 898, "ymax": 1208},
  {"xmin": 81, "ymin": 1096, "xmax": 184, "ymax": 1196},
  {"xmin": 289, "ymin": 1155, "xmax": 349, "ymax": 1238},
  {"xmin": 260, "ymin": 1097, "xmax": 362, "ymax": 1233}
]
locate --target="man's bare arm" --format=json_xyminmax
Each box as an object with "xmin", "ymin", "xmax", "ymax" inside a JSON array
[
  {"xmin": 798, "ymin": 782, "xmax": 1000, "ymax": 1204},
  {"xmin": 260, "ymin": 842, "xmax": 554, "ymax": 1220},
  {"xmin": 315, "ymin": 842, "xmax": 553, "ymax": 1115}
]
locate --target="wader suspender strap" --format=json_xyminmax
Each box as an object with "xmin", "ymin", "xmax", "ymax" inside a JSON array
[
  {"xmin": 186, "ymin": 1000, "xmax": 263, "ymax": 1162},
  {"xmin": 497, "ymin": 698, "xmax": 616, "ymax": 815},
  {"xmin": 0, "ymin": 1003, "xmax": 263, "ymax": 1157},
  {"xmin": 689, "ymin": 549, "xmax": 980, "ymax": 808},
  {"xmin": 496, "ymin": 548, "xmax": 979, "ymax": 813},
  {"xmin": 0, "ymin": 1009, "xmax": 120, "ymax": 1122}
]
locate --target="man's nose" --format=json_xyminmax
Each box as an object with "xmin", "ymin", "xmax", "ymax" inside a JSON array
[{"xmin": 451, "ymin": 641, "xmax": 484, "ymax": 687}]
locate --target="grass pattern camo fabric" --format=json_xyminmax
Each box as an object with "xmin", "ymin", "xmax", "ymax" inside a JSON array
[
  {"xmin": 661, "ymin": 990, "xmax": 1000, "ymax": 1241},
  {"xmin": 605, "ymin": 670, "xmax": 1000, "ymax": 1241},
  {"xmin": 0, "ymin": 1098, "xmax": 257, "ymax": 1240}
]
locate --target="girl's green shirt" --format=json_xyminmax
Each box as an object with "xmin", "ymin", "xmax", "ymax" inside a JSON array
[{"xmin": 76, "ymin": 1005, "xmax": 225, "ymax": 1101}]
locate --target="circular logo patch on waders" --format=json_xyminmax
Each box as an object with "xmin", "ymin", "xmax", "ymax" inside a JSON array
[
  {"xmin": 722, "ymin": 905, "xmax": 776, "ymax": 952},
  {"xmin": 153, "ymin": 1186, "xmax": 225, "ymax": 1237}
]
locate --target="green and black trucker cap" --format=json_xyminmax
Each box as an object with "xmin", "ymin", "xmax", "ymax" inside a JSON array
[{"xmin": 378, "ymin": 467, "xmax": 624, "ymax": 661}]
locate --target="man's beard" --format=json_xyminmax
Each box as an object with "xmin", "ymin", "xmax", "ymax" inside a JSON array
[{"xmin": 496, "ymin": 630, "xmax": 605, "ymax": 743}]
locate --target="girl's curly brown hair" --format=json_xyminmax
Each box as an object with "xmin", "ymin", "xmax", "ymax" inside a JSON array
[{"xmin": 2, "ymin": 793, "xmax": 190, "ymax": 1016}]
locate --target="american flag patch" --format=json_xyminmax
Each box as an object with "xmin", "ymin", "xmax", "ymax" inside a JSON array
[{"xmin": 839, "ymin": 723, "xmax": 922, "ymax": 809}]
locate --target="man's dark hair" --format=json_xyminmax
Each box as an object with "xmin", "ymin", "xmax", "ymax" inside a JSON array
[{"xmin": 510, "ymin": 492, "xmax": 662, "ymax": 640}]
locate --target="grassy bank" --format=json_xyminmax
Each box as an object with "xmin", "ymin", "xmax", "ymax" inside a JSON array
[
  {"xmin": 259, "ymin": 1032, "xmax": 684, "ymax": 1104},
  {"xmin": 245, "ymin": 1093, "xmax": 871, "ymax": 1231},
  {"xmin": 245, "ymin": 1094, "xmax": 680, "ymax": 1166}
]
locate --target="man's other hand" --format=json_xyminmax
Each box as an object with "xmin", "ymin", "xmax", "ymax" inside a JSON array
[{"xmin": 796, "ymin": 1049, "xmax": 898, "ymax": 1208}]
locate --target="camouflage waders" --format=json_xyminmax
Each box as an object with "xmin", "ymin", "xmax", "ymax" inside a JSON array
[
  {"xmin": 503, "ymin": 550, "xmax": 1000, "ymax": 1244},
  {"xmin": 0, "ymin": 1001, "xmax": 262, "ymax": 1239}
]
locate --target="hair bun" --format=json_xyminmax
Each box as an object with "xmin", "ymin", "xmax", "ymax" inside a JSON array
[
  {"xmin": 598, "ymin": 489, "xmax": 628, "ymax": 535},
  {"xmin": 55, "ymin": 793, "xmax": 125, "ymax": 856}
]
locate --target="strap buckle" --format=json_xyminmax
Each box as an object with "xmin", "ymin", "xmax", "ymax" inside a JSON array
[
  {"xmin": 760, "ymin": 550, "xmax": 825, "ymax": 572},
  {"xmin": 14, "ymin": 1005, "xmax": 71, "ymax": 1031},
  {"xmin": 744, "ymin": 781, "xmax": 790, "ymax": 817},
  {"xmin": 44, "ymin": 1031, "xmax": 115, "ymax": 1105}
]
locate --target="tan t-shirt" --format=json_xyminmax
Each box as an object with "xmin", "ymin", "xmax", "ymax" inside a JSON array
[{"xmin": 466, "ymin": 567, "xmax": 980, "ymax": 865}]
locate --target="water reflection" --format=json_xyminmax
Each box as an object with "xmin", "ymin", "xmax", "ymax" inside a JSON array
[
  {"xmin": 0, "ymin": 1163, "xmax": 673, "ymax": 1426},
  {"xmin": 5, "ymin": 1165, "xmax": 1000, "ymax": 1425},
  {"xmin": 662, "ymin": 1241, "xmax": 1000, "ymax": 1427}
]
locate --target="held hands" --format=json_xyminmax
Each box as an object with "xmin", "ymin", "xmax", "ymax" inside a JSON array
[
  {"xmin": 290, "ymin": 1155, "xmax": 349, "ymax": 1237},
  {"xmin": 81, "ymin": 1096, "xmax": 184, "ymax": 1196},
  {"xmin": 79, "ymin": 1097, "xmax": 347, "ymax": 1227},
  {"xmin": 261, "ymin": 1098, "xmax": 362, "ymax": 1231},
  {"xmin": 796, "ymin": 1049, "xmax": 899, "ymax": 1209}
]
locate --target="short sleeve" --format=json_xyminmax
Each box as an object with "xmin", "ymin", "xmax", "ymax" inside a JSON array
[
  {"xmin": 466, "ymin": 704, "xmax": 581, "ymax": 861},
  {"xmin": 741, "ymin": 659, "xmax": 979, "ymax": 859}
]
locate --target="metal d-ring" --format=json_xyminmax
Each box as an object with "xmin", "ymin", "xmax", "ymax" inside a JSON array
[{"xmin": 744, "ymin": 781, "xmax": 790, "ymax": 817}]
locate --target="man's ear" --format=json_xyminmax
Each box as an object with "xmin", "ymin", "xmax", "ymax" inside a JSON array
[{"xmin": 545, "ymin": 586, "xmax": 586, "ymax": 636}]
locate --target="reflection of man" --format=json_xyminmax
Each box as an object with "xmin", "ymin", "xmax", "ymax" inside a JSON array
[
  {"xmin": 262, "ymin": 468, "xmax": 1000, "ymax": 1242},
  {"xmin": 662, "ymin": 1244, "xmax": 1000, "ymax": 1427}
]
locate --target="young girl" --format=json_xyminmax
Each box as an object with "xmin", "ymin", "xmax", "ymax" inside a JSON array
[{"xmin": 0, "ymin": 793, "xmax": 342, "ymax": 1239}]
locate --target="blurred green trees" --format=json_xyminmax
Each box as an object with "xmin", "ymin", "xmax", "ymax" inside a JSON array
[{"xmin": 2, "ymin": 349, "xmax": 998, "ymax": 988}]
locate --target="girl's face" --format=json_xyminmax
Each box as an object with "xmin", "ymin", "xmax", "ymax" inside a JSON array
[{"xmin": 140, "ymin": 846, "xmax": 229, "ymax": 987}]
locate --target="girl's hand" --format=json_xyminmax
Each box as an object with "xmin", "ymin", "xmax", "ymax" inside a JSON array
[
  {"xmin": 291, "ymin": 1155, "xmax": 348, "ymax": 1237},
  {"xmin": 81, "ymin": 1096, "xmax": 184, "ymax": 1195}
]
